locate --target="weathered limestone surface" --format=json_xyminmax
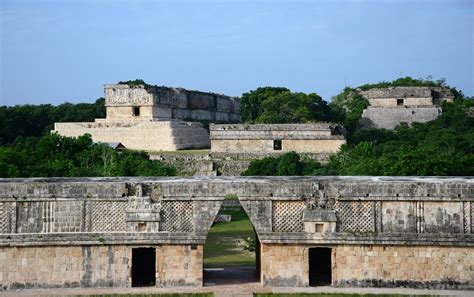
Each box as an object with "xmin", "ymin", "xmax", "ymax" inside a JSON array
[
  {"xmin": 362, "ymin": 107, "xmax": 441, "ymax": 130},
  {"xmin": 55, "ymin": 120, "xmax": 210, "ymax": 151},
  {"xmin": 156, "ymin": 245, "xmax": 203, "ymax": 287},
  {"xmin": 261, "ymin": 244, "xmax": 474, "ymax": 289},
  {"xmin": 0, "ymin": 245, "xmax": 130, "ymax": 289},
  {"xmin": 105, "ymin": 84, "xmax": 240, "ymax": 122},
  {"xmin": 0, "ymin": 176, "xmax": 472, "ymax": 290},
  {"xmin": 332, "ymin": 245, "xmax": 473, "ymax": 289},
  {"xmin": 359, "ymin": 86, "xmax": 454, "ymax": 129},
  {"xmin": 0, "ymin": 244, "xmax": 203, "ymax": 289},
  {"xmin": 55, "ymin": 82, "xmax": 241, "ymax": 151},
  {"xmin": 359, "ymin": 87, "xmax": 454, "ymax": 107},
  {"xmin": 210, "ymin": 124, "xmax": 345, "ymax": 154}
]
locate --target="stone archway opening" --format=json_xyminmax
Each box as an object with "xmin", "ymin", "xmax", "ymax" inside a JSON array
[{"xmin": 203, "ymin": 194, "xmax": 261, "ymax": 286}]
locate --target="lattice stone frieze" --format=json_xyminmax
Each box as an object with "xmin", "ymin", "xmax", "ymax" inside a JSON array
[
  {"xmin": 160, "ymin": 201, "xmax": 193, "ymax": 232},
  {"xmin": 90, "ymin": 201, "xmax": 127, "ymax": 232},
  {"xmin": 334, "ymin": 201, "xmax": 374, "ymax": 233},
  {"xmin": 463, "ymin": 202, "xmax": 469, "ymax": 234},
  {"xmin": 42, "ymin": 201, "xmax": 54, "ymax": 233},
  {"xmin": 470, "ymin": 202, "xmax": 474, "ymax": 234},
  {"xmin": 0, "ymin": 202, "xmax": 13, "ymax": 234},
  {"xmin": 272, "ymin": 201, "xmax": 305, "ymax": 232}
]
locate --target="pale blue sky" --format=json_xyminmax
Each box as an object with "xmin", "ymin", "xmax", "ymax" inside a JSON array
[{"xmin": 1, "ymin": 0, "xmax": 473, "ymax": 106}]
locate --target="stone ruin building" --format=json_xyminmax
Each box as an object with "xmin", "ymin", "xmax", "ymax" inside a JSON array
[
  {"xmin": 150, "ymin": 124, "xmax": 346, "ymax": 176},
  {"xmin": 0, "ymin": 176, "xmax": 472, "ymax": 290},
  {"xmin": 54, "ymin": 84, "xmax": 240, "ymax": 151},
  {"xmin": 360, "ymin": 86, "xmax": 454, "ymax": 129},
  {"xmin": 210, "ymin": 123, "xmax": 345, "ymax": 154}
]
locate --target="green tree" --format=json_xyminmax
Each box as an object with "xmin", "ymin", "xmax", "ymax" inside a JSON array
[
  {"xmin": 0, "ymin": 133, "xmax": 176, "ymax": 178},
  {"xmin": 0, "ymin": 98, "xmax": 105, "ymax": 145},
  {"xmin": 240, "ymin": 87, "xmax": 331, "ymax": 124}
]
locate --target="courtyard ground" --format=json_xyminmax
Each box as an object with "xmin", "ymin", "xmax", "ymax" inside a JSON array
[
  {"xmin": 0, "ymin": 285, "xmax": 471, "ymax": 297},
  {"xmin": 203, "ymin": 208, "xmax": 256, "ymax": 268}
]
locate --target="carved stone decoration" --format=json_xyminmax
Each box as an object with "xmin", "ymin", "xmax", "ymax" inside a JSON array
[
  {"xmin": 303, "ymin": 183, "xmax": 336, "ymax": 234},
  {"xmin": 307, "ymin": 182, "xmax": 331, "ymax": 211},
  {"xmin": 150, "ymin": 184, "xmax": 162, "ymax": 203},
  {"xmin": 303, "ymin": 208, "xmax": 337, "ymax": 234},
  {"xmin": 125, "ymin": 183, "xmax": 161, "ymax": 232}
]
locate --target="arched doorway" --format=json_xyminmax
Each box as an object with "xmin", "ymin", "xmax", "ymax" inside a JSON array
[{"xmin": 203, "ymin": 194, "xmax": 261, "ymax": 286}]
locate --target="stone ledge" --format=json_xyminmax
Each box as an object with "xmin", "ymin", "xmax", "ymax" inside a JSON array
[{"xmin": 1, "ymin": 232, "xmax": 472, "ymax": 247}]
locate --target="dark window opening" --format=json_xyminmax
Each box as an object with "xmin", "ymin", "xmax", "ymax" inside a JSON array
[
  {"xmin": 397, "ymin": 99, "xmax": 404, "ymax": 106},
  {"xmin": 133, "ymin": 107, "xmax": 140, "ymax": 116},
  {"xmin": 273, "ymin": 139, "xmax": 282, "ymax": 151},
  {"xmin": 309, "ymin": 247, "xmax": 332, "ymax": 286},
  {"xmin": 132, "ymin": 248, "xmax": 156, "ymax": 287}
]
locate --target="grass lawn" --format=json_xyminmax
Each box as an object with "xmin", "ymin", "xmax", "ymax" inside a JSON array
[
  {"xmin": 253, "ymin": 293, "xmax": 431, "ymax": 297},
  {"xmin": 203, "ymin": 209, "xmax": 256, "ymax": 268}
]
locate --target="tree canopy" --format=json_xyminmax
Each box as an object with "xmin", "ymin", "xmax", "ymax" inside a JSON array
[
  {"xmin": 0, "ymin": 98, "xmax": 105, "ymax": 145},
  {"xmin": 0, "ymin": 133, "xmax": 176, "ymax": 178},
  {"xmin": 240, "ymin": 87, "xmax": 331, "ymax": 124}
]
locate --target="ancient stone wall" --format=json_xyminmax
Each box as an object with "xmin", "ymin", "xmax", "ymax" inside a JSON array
[
  {"xmin": 332, "ymin": 245, "xmax": 473, "ymax": 288},
  {"xmin": 261, "ymin": 244, "xmax": 473, "ymax": 289},
  {"xmin": 210, "ymin": 124, "xmax": 345, "ymax": 154},
  {"xmin": 361, "ymin": 107, "xmax": 442, "ymax": 130},
  {"xmin": 0, "ymin": 245, "xmax": 130, "ymax": 289},
  {"xmin": 0, "ymin": 177, "xmax": 472, "ymax": 289},
  {"xmin": 0, "ymin": 244, "xmax": 203, "ymax": 289},
  {"xmin": 105, "ymin": 84, "xmax": 240, "ymax": 122},
  {"xmin": 54, "ymin": 120, "xmax": 210, "ymax": 151},
  {"xmin": 156, "ymin": 245, "xmax": 203, "ymax": 286},
  {"xmin": 359, "ymin": 86, "xmax": 454, "ymax": 129},
  {"xmin": 359, "ymin": 87, "xmax": 454, "ymax": 107}
]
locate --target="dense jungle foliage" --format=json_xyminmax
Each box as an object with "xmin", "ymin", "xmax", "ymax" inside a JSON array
[
  {"xmin": 0, "ymin": 98, "xmax": 105, "ymax": 145},
  {"xmin": 240, "ymin": 87, "xmax": 332, "ymax": 123},
  {"xmin": 0, "ymin": 133, "xmax": 176, "ymax": 178}
]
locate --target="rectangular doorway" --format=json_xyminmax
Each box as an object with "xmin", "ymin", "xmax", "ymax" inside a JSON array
[
  {"xmin": 132, "ymin": 247, "xmax": 156, "ymax": 287},
  {"xmin": 309, "ymin": 247, "xmax": 332, "ymax": 286}
]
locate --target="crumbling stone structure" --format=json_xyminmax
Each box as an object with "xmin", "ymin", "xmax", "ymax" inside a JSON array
[
  {"xmin": 360, "ymin": 87, "xmax": 454, "ymax": 129},
  {"xmin": 54, "ymin": 83, "xmax": 240, "ymax": 151},
  {"xmin": 103, "ymin": 84, "xmax": 240, "ymax": 122},
  {"xmin": 210, "ymin": 124, "xmax": 345, "ymax": 154},
  {"xmin": 0, "ymin": 176, "xmax": 472, "ymax": 290}
]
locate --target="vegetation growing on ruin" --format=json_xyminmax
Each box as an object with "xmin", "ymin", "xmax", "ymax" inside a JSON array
[
  {"xmin": 239, "ymin": 76, "xmax": 466, "ymax": 135},
  {"xmin": 0, "ymin": 98, "xmax": 105, "ymax": 145},
  {"xmin": 118, "ymin": 79, "xmax": 151, "ymax": 88},
  {"xmin": 243, "ymin": 99, "xmax": 474, "ymax": 176},
  {"xmin": 328, "ymin": 88, "xmax": 369, "ymax": 134},
  {"xmin": 358, "ymin": 76, "xmax": 449, "ymax": 90},
  {"xmin": 242, "ymin": 152, "xmax": 320, "ymax": 176},
  {"xmin": 0, "ymin": 133, "xmax": 176, "ymax": 178}
]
